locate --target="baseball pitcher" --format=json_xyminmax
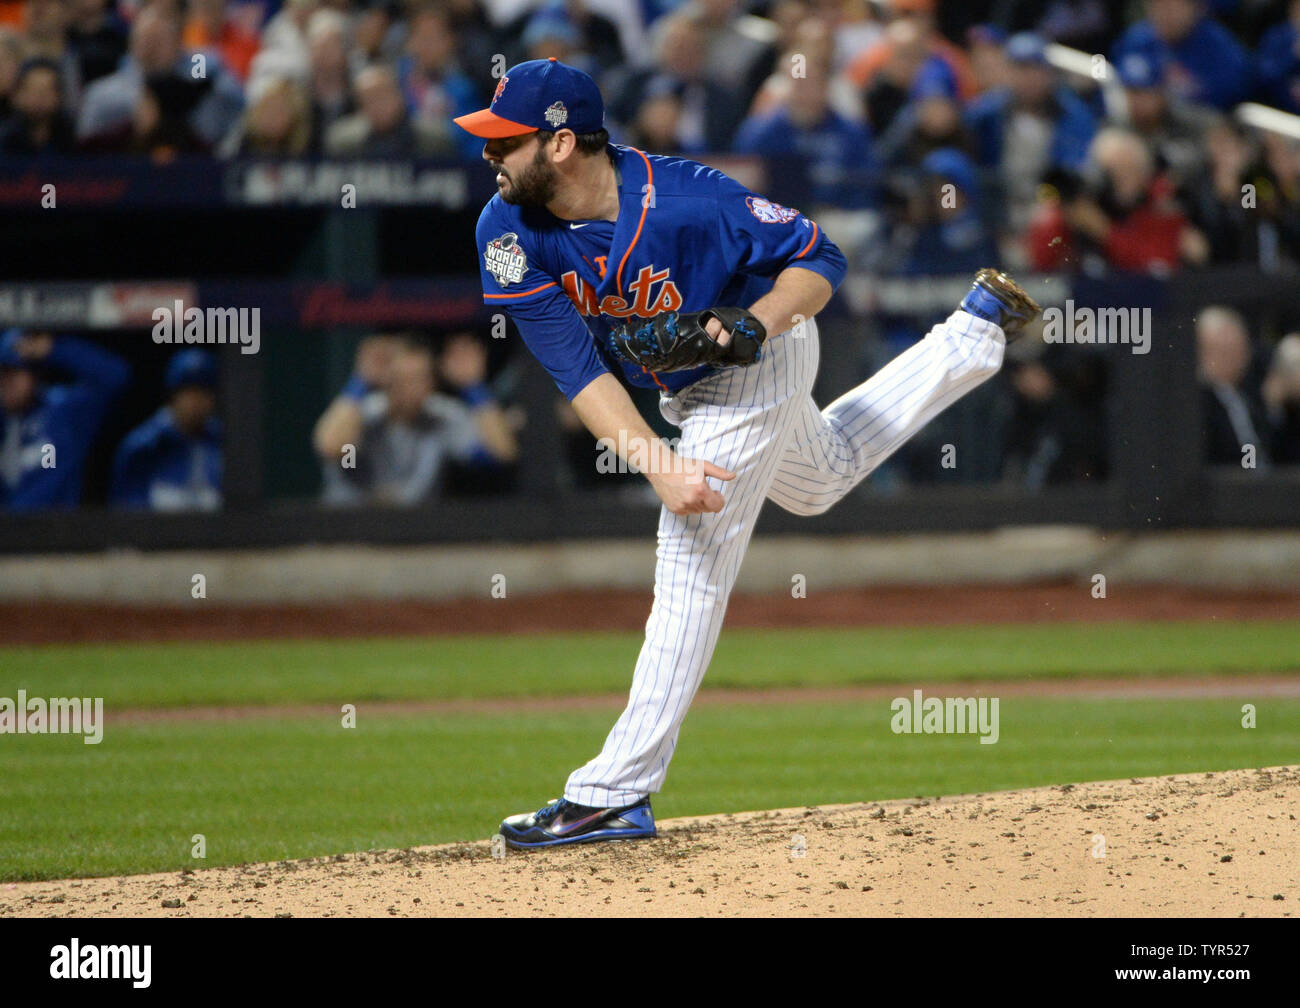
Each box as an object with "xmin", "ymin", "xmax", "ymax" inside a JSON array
[{"xmin": 455, "ymin": 59, "xmax": 1040, "ymax": 848}]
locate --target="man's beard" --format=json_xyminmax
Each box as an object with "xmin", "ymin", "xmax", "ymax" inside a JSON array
[{"xmin": 499, "ymin": 144, "xmax": 558, "ymax": 207}]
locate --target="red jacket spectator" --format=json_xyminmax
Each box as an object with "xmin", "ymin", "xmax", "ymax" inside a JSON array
[{"xmin": 1028, "ymin": 128, "xmax": 1207, "ymax": 273}]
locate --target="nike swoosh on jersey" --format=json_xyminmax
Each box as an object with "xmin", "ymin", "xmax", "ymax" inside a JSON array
[{"xmin": 569, "ymin": 223, "xmax": 590, "ymax": 229}]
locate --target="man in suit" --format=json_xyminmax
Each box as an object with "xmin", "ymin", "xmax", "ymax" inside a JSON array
[{"xmin": 1197, "ymin": 306, "xmax": 1271, "ymax": 469}]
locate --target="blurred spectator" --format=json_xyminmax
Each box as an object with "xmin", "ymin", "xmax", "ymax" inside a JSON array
[
  {"xmin": 1255, "ymin": 129, "xmax": 1300, "ymax": 263},
  {"xmin": 77, "ymin": 4, "xmax": 244, "ymax": 147},
  {"xmin": 857, "ymin": 17, "xmax": 958, "ymax": 136},
  {"xmin": 110, "ymin": 349, "xmax": 222, "ymax": 511},
  {"xmin": 1183, "ymin": 118, "xmax": 1269, "ymax": 264},
  {"xmin": 304, "ymin": 7, "xmax": 353, "ymax": 153},
  {"xmin": 1112, "ymin": 49, "xmax": 1215, "ymax": 187},
  {"xmin": 1197, "ymin": 305, "xmax": 1271, "ymax": 466},
  {"xmin": 1257, "ymin": 0, "xmax": 1300, "ymax": 114},
  {"xmin": 23, "ymin": 0, "xmax": 79, "ymax": 100},
  {"xmin": 353, "ymin": 1, "xmax": 404, "ymax": 72},
  {"xmin": 325, "ymin": 62, "xmax": 451, "ymax": 156},
  {"xmin": 767, "ymin": 0, "xmax": 814, "ymax": 57},
  {"xmin": 1262, "ymin": 332, "xmax": 1300, "ymax": 463},
  {"xmin": 966, "ymin": 23, "xmax": 1010, "ymax": 97},
  {"xmin": 967, "ymin": 32, "xmax": 1098, "ymax": 234},
  {"xmin": 580, "ymin": 0, "xmax": 654, "ymax": 67},
  {"xmin": 260, "ymin": 0, "xmax": 317, "ymax": 77},
  {"xmin": 184, "ymin": 0, "xmax": 261, "ymax": 83},
  {"xmin": 1028, "ymin": 127, "xmax": 1209, "ymax": 273},
  {"xmin": 313, "ymin": 334, "xmax": 516, "ymax": 506},
  {"xmin": 0, "ymin": 330, "xmax": 130, "ymax": 511},
  {"xmin": 870, "ymin": 146, "xmax": 999, "ymax": 354},
  {"xmin": 510, "ymin": 3, "xmax": 619, "ymax": 78},
  {"xmin": 219, "ymin": 74, "xmax": 311, "ymax": 156},
  {"xmin": 748, "ymin": 13, "xmax": 863, "ymax": 122},
  {"xmin": 897, "ymin": 148, "xmax": 998, "ymax": 275},
  {"xmin": 0, "ymin": 57, "xmax": 77, "ymax": 153},
  {"xmin": 442, "ymin": 0, "xmax": 508, "ymax": 100},
  {"xmin": 398, "ymin": 3, "xmax": 481, "ymax": 161},
  {"xmin": 876, "ymin": 75, "xmax": 972, "ymax": 172},
  {"xmin": 1111, "ymin": 0, "xmax": 1253, "ymax": 110},
  {"xmin": 697, "ymin": 0, "xmax": 780, "ymax": 104},
  {"xmin": 844, "ymin": 0, "xmax": 977, "ymax": 115},
  {"xmin": 1185, "ymin": 119, "xmax": 1300, "ymax": 268},
  {"xmin": 620, "ymin": 74, "xmax": 683, "ymax": 151},
  {"xmin": 81, "ymin": 72, "xmax": 213, "ymax": 155},
  {"xmin": 605, "ymin": 9, "xmax": 746, "ymax": 153},
  {"xmin": 66, "ymin": 0, "xmax": 129, "ymax": 88},
  {"xmin": 437, "ymin": 329, "xmax": 520, "ymax": 492},
  {"xmin": 733, "ymin": 19, "xmax": 877, "ymax": 208},
  {"xmin": 816, "ymin": 0, "xmax": 883, "ymax": 74}
]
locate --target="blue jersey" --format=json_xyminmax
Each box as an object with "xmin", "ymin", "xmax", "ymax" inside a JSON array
[
  {"xmin": 109, "ymin": 406, "xmax": 223, "ymax": 511},
  {"xmin": 0, "ymin": 337, "xmax": 130, "ymax": 511},
  {"xmin": 1111, "ymin": 17, "xmax": 1253, "ymax": 111},
  {"xmin": 475, "ymin": 143, "xmax": 847, "ymax": 400},
  {"xmin": 732, "ymin": 109, "xmax": 878, "ymax": 210}
]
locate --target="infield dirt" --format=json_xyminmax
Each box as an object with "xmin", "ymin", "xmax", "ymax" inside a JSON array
[{"xmin": 4, "ymin": 766, "xmax": 1295, "ymax": 918}]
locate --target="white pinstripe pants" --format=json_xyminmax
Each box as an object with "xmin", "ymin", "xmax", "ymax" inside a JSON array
[{"xmin": 564, "ymin": 311, "xmax": 1006, "ymax": 807}]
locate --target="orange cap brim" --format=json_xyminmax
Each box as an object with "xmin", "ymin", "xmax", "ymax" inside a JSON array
[{"xmin": 453, "ymin": 109, "xmax": 537, "ymax": 138}]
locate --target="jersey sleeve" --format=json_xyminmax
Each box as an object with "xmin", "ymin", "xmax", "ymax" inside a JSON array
[
  {"xmin": 475, "ymin": 202, "xmax": 609, "ymax": 401},
  {"xmin": 710, "ymin": 172, "xmax": 847, "ymax": 292}
]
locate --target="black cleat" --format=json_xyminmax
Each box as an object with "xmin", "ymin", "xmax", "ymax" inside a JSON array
[{"xmin": 498, "ymin": 796, "xmax": 657, "ymax": 849}]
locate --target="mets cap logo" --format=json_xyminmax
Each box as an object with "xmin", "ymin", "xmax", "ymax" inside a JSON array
[
  {"xmin": 484, "ymin": 232, "xmax": 527, "ymax": 287},
  {"xmin": 746, "ymin": 196, "xmax": 800, "ymax": 223},
  {"xmin": 493, "ymin": 76, "xmax": 508, "ymax": 103},
  {"xmin": 544, "ymin": 101, "xmax": 568, "ymax": 127}
]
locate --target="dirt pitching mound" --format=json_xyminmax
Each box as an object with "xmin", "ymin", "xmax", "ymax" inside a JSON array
[{"xmin": 5, "ymin": 766, "xmax": 1296, "ymax": 918}]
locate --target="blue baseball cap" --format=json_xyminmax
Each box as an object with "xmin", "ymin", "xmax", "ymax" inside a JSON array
[
  {"xmin": 921, "ymin": 148, "xmax": 977, "ymax": 195},
  {"xmin": 1006, "ymin": 32, "xmax": 1048, "ymax": 66},
  {"xmin": 165, "ymin": 349, "xmax": 218, "ymax": 392},
  {"xmin": 454, "ymin": 58, "xmax": 604, "ymax": 138},
  {"xmin": 1118, "ymin": 51, "xmax": 1166, "ymax": 90},
  {"xmin": 911, "ymin": 58, "xmax": 958, "ymax": 101}
]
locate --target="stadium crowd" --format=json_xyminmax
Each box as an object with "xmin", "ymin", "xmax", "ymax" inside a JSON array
[
  {"xmin": 3, "ymin": 0, "xmax": 1300, "ymax": 508},
  {"xmin": 0, "ymin": 332, "xmax": 224, "ymax": 510},
  {"xmin": 0, "ymin": 327, "xmax": 522, "ymax": 510},
  {"xmin": 5, "ymin": 0, "xmax": 1300, "ymax": 270}
]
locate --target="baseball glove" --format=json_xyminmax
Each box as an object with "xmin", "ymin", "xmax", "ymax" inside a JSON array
[{"xmin": 607, "ymin": 307, "xmax": 767, "ymax": 373}]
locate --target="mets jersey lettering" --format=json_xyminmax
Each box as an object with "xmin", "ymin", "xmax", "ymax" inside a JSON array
[{"xmin": 560, "ymin": 265, "xmax": 683, "ymax": 319}]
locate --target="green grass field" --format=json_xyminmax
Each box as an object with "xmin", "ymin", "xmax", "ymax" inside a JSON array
[{"xmin": 1, "ymin": 620, "xmax": 1298, "ymax": 881}]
